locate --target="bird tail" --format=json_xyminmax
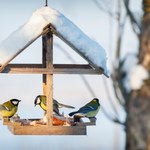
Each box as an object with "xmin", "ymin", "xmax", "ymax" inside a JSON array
[
  {"xmin": 58, "ymin": 103, "xmax": 75, "ymax": 109},
  {"xmin": 69, "ymin": 111, "xmax": 77, "ymax": 116},
  {"xmin": 53, "ymin": 99, "xmax": 75, "ymax": 109}
]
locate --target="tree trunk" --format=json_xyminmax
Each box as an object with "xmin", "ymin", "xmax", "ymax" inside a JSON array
[
  {"xmin": 126, "ymin": 91, "xmax": 150, "ymax": 150},
  {"xmin": 126, "ymin": 1, "xmax": 150, "ymax": 150}
]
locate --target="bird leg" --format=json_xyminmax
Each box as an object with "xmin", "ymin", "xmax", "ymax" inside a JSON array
[
  {"xmin": 73, "ymin": 115, "xmax": 82, "ymax": 123},
  {"xmin": 89, "ymin": 117, "xmax": 97, "ymax": 123}
]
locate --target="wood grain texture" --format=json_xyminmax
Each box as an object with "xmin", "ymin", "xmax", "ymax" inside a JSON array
[
  {"xmin": 7, "ymin": 125, "xmax": 86, "ymax": 135},
  {"xmin": 2, "ymin": 64, "xmax": 103, "ymax": 74}
]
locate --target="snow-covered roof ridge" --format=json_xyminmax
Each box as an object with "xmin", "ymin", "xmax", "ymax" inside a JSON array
[{"xmin": 0, "ymin": 6, "xmax": 109, "ymax": 77}]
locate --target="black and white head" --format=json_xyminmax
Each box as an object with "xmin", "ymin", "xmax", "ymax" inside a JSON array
[
  {"xmin": 93, "ymin": 98, "xmax": 100, "ymax": 105},
  {"xmin": 10, "ymin": 99, "xmax": 21, "ymax": 106},
  {"xmin": 34, "ymin": 95, "xmax": 41, "ymax": 106}
]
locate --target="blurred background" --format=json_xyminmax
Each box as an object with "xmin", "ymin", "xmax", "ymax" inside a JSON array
[{"xmin": 0, "ymin": 0, "xmax": 148, "ymax": 150}]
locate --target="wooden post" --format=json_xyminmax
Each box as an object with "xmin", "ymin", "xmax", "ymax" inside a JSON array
[
  {"xmin": 42, "ymin": 25, "xmax": 53, "ymax": 126},
  {"xmin": 42, "ymin": 35, "xmax": 46, "ymax": 95}
]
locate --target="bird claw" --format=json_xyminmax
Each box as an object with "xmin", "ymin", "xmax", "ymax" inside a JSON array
[{"xmin": 89, "ymin": 117, "xmax": 97, "ymax": 122}]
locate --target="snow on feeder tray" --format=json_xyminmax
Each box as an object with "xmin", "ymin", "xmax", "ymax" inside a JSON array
[{"xmin": 0, "ymin": 6, "xmax": 109, "ymax": 135}]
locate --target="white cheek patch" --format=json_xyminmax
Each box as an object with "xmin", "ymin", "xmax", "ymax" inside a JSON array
[
  {"xmin": 12, "ymin": 101, "xmax": 18, "ymax": 105},
  {"xmin": 36, "ymin": 98, "xmax": 41, "ymax": 104}
]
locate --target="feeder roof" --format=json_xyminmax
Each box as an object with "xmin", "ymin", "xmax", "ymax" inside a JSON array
[{"xmin": 0, "ymin": 7, "xmax": 109, "ymax": 77}]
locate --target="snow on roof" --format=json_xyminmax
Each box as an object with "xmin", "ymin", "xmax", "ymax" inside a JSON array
[{"xmin": 0, "ymin": 7, "xmax": 109, "ymax": 76}]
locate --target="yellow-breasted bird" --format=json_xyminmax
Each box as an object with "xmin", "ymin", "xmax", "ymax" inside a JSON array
[
  {"xmin": 0, "ymin": 99, "xmax": 21, "ymax": 119},
  {"xmin": 34, "ymin": 95, "xmax": 75, "ymax": 116},
  {"xmin": 69, "ymin": 98, "xmax": 100, "ymax": 122}
]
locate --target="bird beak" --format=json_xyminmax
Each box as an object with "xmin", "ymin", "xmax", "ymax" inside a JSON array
[{"xmin": 18, "ymin": 100, "xmax": 21, "ymax": 102}]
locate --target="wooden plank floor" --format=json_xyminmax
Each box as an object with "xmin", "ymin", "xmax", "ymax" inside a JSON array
[{"xmin": 7, "ymin": 125, "xmax": 87, "ymax": 135}]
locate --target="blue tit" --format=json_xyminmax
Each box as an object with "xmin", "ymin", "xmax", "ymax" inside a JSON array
[
  {"xmin": 34, "ymin": 95, "xmax": 75, "ymax": 116},
  {"xmin": 0, "ymin": 99, "xmax": 21, "ymax": 119},
  {"xmin": 69, "ymin": 98, "xmax": 100, "ymax": 121}
]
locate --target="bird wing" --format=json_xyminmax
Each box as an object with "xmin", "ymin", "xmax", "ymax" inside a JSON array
[
  {"xmin": 72, "ymin": 105, "xmax": 100, "ymax": 118},
  {"xmin": 0, "ymin": 106, "xmax": 17, "ymax": 118},
  {"xmin": 53, "ymin": 103, "xmax": 61, "ymax": 115},
  {"xmin": 78, "ymin": 105, "xmax": 97, "ymax": 113},
  {"xmin": 69, "ymin": 103, "xmax": 97, "ymax": 116},
  {"xmin": 2, "ymin": 101, "xmax": 13, "ymax": 110},
  {"xmin": 0, "ymin": 104, "xmax": 8, "ymax": 110}
]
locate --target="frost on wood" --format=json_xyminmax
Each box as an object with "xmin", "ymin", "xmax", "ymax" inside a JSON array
[{"xmin": 0, "ymin": 7, "xmax": 109, "ymax": 76}]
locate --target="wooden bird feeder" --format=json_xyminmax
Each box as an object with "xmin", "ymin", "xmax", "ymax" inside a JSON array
[{"xmin": 0, "ymin": 24, "xmax": 104, "ymax": 135}]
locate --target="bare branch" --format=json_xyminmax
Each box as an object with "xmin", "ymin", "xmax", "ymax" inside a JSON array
[
  {"xmin": 93, "ymin": 0, "xmax": 116, "ymax": 18},
  {"xmin": 110, "ymin": 3, "xmax": 127, "ymax": 108},
  {"xmin": 101, "ymin": 106, "xmax": 125, "ymax": 126},
  {"xmin": 112, "ymin": 79, "xmax": 126, "ymax": 107},
  {"xmin": 123, "ymin": 0, "xmax": 141, "ymax": 35},
  {"xmin": 112, "ymin": 0, "xmax": 127, "ymax": 71},
  {"xmin": 102, "ymin": 77, "xmax": 120, "ymax": 116}
]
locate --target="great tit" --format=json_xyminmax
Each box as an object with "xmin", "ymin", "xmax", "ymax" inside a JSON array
[
  {"xmin": 0, "ymin": 99, "xmax": 21, "ymax": 119},
  {"xmin": 34, "ymin": 95, "xmax": 75, "ymax": 116},
  {"xmin": 69, "ymin": 98, "xmax": 100, "ymax": 121}
]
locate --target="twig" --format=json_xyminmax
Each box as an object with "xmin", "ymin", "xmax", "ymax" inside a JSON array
[
  {"xmin": 112, "ymin": 80, "xmax": 126, "ymax": 107},
  {"xmin": 101, "ymin": 106, "xmax": 125, "ymax": 126},
  {"xmin": 123, "ymin": 0, "xmax": 141, "ymax": 35},
  {"xmin": 115, "ymin": 1, "xmax": 127, "ymax": 67},
  {"xmin": 102, "ymin": 77, "xmax": 120, "ymax": 117},
  {"xmin": 93, "ymin": 0, "xmax": 116, "ymax": 18}
]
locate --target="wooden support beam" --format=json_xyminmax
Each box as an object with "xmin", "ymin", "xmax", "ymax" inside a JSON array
[
  {"xmin": 42, "ymin": 34, "xmax": 47, "ymax": 96},
  {"xmin": 7, "ymin": 125, "xmax": 86, "ymax": 135},
  {"xmin": 2, "ymin": 64, "xmax": 103, "ymax": 74},
  {"xmin": 54, "ymin": 66, "xmax": 102, "ymax": 74},
  {"xmin": 42, "ymin": 26, "xmax": 53, "ymax": 127}
]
